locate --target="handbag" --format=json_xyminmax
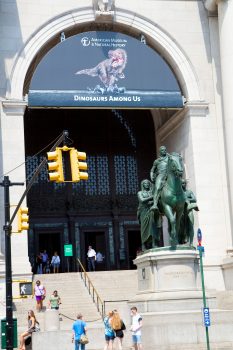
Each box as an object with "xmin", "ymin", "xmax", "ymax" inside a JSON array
[
  {"xmin": 35, "ymin": 324, "xmax": 40, "ymax": 332},
  {"xmin": 79, "ymin": 334, "xmax": 89, "ymax": 345}
]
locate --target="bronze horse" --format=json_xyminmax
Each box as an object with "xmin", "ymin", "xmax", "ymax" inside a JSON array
[{"xmin": 159, "ymin": 153, "xmax": 186, "ymax": 246}]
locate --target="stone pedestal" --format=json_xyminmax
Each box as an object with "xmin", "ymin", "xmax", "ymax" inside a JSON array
[
  {"xmin": 128, "ymin": 248, "xmax": 233, "ymax": 349},
  {"xmin": 130, "ymin": 247, "xmax": 216, "ymax": 312},
  {"xmin": 44, "ymin": 309, "xmax": 60, "ymax": 331}
]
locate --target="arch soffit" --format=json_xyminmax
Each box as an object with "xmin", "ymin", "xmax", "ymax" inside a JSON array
[{"xmin": 8, "ymin": 7, "xmax": 201, "ymax": 102}]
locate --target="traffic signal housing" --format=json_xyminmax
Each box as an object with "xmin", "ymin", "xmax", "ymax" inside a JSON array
[
  {"xmin": 47, "ymin": 148, "xmax": 64, "ymax": 182},
  {"xmin": 18, "ymin": 207, "xmax": 29, "ymax": 232},
  {"xmin": 70, "ymin": 148, "xmax": 88, "ymax": 182}
]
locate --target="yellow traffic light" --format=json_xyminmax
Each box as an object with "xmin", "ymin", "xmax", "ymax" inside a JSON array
[
  {"xmin": 70, "ymin": 149, "xmax": 88, "ymax": 182},
  {"xmin": 18, "ymin": 207, "xmax": 29, "ymax": 232},
  {"xmin": 47, "ymin": 148, "xmax": 64, "ymax": 182}
]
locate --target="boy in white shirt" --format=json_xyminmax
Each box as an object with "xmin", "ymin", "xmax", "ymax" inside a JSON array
[{"xmin": 130, "ymin": 306, "xmax": 143, "ymax": 350}]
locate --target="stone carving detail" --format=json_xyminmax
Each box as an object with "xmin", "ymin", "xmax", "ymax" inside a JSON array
[
  {"xmin": 93, "ymin": 0, "xmax": 115, "ymax": 19},
  {"xmin": 96, "ymin": 0, "xmax": 114, "ymax": 12}
]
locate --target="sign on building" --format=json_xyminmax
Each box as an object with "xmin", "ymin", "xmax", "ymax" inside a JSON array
[
  {"xmin": 29, "ymin": 31, "xmax": 183, "ymax": 109},
  {"xmin": 64, "ymin": 244, "xmax": 73, "ymax": 257}
]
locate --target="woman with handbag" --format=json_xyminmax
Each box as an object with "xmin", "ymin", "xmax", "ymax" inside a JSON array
[
  {"xmin": 18, "ymin": 310, "xmax": 40, "ymax": 350},
  {"xmin": 34, "ymin": 280, "xmax": 46, "ymax": 312},
  {"xmin": 72, "ymin": 313, "xmax": 88, "ymax": 350},
  {"xmin": 112, "ymin": 310, "xmax": 126, "ymax": 350}
]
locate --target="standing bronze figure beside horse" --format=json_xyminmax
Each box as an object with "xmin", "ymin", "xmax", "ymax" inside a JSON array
[{"xmin": 137, "ymin": 146, "xmax": 199, "ymax": 249}]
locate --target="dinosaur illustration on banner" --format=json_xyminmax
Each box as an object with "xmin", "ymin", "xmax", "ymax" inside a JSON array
[{"xmin": 75, "ymin": 48, "xmax": 127, "ymax": 93}]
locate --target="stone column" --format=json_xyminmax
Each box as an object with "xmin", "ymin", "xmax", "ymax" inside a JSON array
[
  {"xmin": 217, "ymin": 0, "xmax": 233, "ymax": 235},
  {"xmin": 205, "ymin": 0, "xmax": 233, "ymax": 243},
  {"xmin": 0, "ymin": 100, "xmax": 31, "ymax": 278}
]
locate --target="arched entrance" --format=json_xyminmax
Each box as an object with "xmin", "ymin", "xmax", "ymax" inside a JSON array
[
  {"xmin": 24, "ymin": 108, "xmax": 160, "ymax": 271},
  {"xmin": 23, "ymin": 27, "xmax": 185, "ymax": 272}
]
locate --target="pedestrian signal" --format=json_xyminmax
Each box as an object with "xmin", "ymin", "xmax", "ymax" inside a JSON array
[
  {"xmin": 18, "ymin": 207, "xmax": 29, "ymax": 232},
  {"xmin": 69, "ymin": 149, "xmax": 88, "ymax": 182},
  {"xmin": 47, "ymin": 148, "xmax": 64, "ymax": 182}
]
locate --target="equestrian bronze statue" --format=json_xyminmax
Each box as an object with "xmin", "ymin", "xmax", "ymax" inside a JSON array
[{"xmin": 137, "ymin": 146, "xmax": 198, "ymax": 249}]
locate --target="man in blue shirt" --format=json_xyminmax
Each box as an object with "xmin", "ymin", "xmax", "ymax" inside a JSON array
[{"xmin": 72, "ymin": 313, "xmax": 87, "ymax": 350}]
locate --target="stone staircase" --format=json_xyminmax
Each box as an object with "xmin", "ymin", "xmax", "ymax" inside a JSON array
[
  {"xmin": 14, "ymin": 272, "xmax": 102, "ymax": 334},
  {"xmin": 13, "ymin": 270, "xmax": 138, "ymax": 350}
]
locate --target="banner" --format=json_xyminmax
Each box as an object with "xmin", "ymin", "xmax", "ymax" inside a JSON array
[{"xmin": 29, "ymin": 32, "xmax": 183, "ymax": 109}]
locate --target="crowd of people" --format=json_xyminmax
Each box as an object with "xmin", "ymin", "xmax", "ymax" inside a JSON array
[
  {"xmin": 33, "ymin": 246, "xmax": 104, "ymax": 274},
  {"xmin": 72, "ymin": 306, "xmax": 143, "ymax": 350},
  {"xmin": 21, "ymin": 246, "xmax": 143, "ymax": 350},
  {"xmin": 34, "ymin": 250, "xmax": 60, "ymax": 274},
  {"xmin": 19, "ymin": 278, "xmax": 143, "ymax": 350}
]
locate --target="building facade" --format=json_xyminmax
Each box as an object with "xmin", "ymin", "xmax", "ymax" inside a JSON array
[{"xmin": 0, "ymin": 0, "xmax": 233, "ymax": 296}]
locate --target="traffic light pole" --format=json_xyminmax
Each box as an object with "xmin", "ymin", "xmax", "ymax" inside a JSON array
[
  {"xmin": 1, "ymin": 130, "xmax": 69, "ymax": 350},
  {"xmin": 0, "ymin": 177, "xmax": 24, "ymax": 350}
]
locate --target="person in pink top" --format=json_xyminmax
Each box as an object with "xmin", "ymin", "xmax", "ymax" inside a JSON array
[{"xmin": 34, "ymin": 280, "xmax": 46, "ymax": 312}]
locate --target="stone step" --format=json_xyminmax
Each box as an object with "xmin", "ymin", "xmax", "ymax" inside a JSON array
[{"xmin": 15, "ymin": 270, "xmax": 137, "ymax": 349}]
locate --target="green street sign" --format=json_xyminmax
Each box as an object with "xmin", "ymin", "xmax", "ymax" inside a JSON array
[{"xmin": 64, "ymin": 244, "xmax": 73, "ymax": 257}]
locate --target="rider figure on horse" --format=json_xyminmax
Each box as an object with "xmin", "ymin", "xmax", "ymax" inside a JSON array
[{"xmin": 150, "ymin": 145, "xmax": 170, "ymax": 211}]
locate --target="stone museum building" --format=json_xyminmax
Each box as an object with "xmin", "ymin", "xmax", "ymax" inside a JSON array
[{"xmin": 0, "ymin": 0, "xmax": 233, "ymax": 312}]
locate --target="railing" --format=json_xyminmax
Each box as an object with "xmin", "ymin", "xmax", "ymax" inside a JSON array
[
  {"xmin": 76, "ymin": 258, "xmax": 104, "ymax": 319},
  {"xmin": 103, "ymin": 299, "xmax": 129, "ymax": 316}
]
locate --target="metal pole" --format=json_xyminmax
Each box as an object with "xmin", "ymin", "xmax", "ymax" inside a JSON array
[
  {"xmin": 199, "ymin": 246, "xmax": 210, "ymax": 350},
  {"xmin": 0, "ymin": 176, "xmax": 24, "ymax": 350}
]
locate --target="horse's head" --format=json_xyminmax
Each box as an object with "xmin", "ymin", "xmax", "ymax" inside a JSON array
[{"xmin": 167, "ymin": 153, "xmax": 184, "ymax": 178}]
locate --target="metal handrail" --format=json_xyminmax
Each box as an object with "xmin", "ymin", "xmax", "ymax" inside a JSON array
[
  {"xmin": 103, "ymin": 299, "xmax": 129, "ymax": 317},
  {"xmin": 76, "ymin": 258, "xmax": 104, "ymax": 319}
]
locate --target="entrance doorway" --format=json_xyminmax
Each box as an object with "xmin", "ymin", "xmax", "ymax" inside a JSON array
[
  {"xmin": 127, "ymin": 230, "xmax": 141, "ymax": 269},
  {"xmin": 37, "ymin": 232, "xmax": 61, "ymax": 270},
  {"xmin": 81, "ymin": 230, "xmax": 107, "ymax": 271}
]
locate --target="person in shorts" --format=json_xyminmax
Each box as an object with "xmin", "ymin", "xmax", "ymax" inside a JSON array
[
  {"xmin": 34, "ymin": 280, "xmax": 46, "ymax": 312},
  {"xmin": 51, "ymin": 251, "xmax": 60, "ymax": 273},
  {"xmin": 111, "ymin": 309, "xmax": 126, "ymax": 350},
  {"xmin": 130, "ymin": 306, "xmax": 143, "ymax": 350},
  {"xmin": 103, "ymin": 311, "xmax": 115, "ymax": 350}
]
